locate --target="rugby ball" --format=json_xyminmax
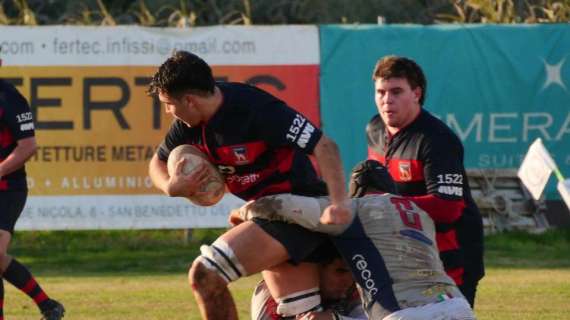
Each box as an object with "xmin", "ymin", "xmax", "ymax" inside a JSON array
[{"xmin": 167, "ymin": 144, "xmax": 225, "ymax": 206}]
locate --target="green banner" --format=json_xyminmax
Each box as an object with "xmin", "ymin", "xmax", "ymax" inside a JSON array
[{"xmin": 319, "ymin": 24, "xmax": 570, "ymax": 199}]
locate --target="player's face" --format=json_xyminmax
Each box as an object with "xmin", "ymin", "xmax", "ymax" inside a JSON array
[
  {"xmin": 158, "ymin": 91, "xmax": 202, "ymax": 127},
  {"xmin": 375, "ymin": 77, "xmax": 421, "ymax": 133},
  {"xmin": 319, "ymin": 259, "xmax": 355, "ymax": 301}
]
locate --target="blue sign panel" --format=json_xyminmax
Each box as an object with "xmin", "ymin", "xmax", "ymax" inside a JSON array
[{"xmin": 319, "ymin": 24, "xmax": 570, "ymax": 198}]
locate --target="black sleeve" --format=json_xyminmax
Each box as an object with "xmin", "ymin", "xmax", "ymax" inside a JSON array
[
  {"xmin": 254, "ymin": 100, "xmax": 322, "ymax": 154},
  {"xmin": 2, "ymin": 87, "xmax": 35, "ymax": 140},
  {"xmin": 156, "ymin": 120, "xmax": 196, "ymax": 162},
  {"xmin": 422, "ymin": 132, "xmax": 466, "ymax": 201}
]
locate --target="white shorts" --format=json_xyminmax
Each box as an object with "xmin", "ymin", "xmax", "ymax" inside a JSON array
[{"xmin": 383, "ymin": 298, "xmax": 475, "ymax": 320}]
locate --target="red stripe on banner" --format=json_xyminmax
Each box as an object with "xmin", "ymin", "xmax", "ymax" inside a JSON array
[
  {"xmin": 446, "ymin": 267, "xmax": 464, "ymax": 286},
  {"xmin": 436, "ymin": 229, "xmax": 460, "ymax": 252},
  {"xmin": 214, "ymin": 65, "xmax": 321, "ymax": 126},
  {"xmin": 22, "ymin": 279, "xmax": 37, "ymax": 294},
  {"xmin": 367, "ymin": 148, "xmax": 385, "ymax": 165},
  {"xmin": 386, "ymin": 159, "xmax": 424, "ymax": 182},
  {"xmin": 0, "ymin": 181, "xmax": 7, "ymax": 191}
]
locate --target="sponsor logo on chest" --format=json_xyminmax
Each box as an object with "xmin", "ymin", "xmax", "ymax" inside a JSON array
[{"xmin": 226, "ymin": 173, "xmax": 260, "ymax": 186}]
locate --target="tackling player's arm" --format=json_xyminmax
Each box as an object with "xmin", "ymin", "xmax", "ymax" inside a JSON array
[
  {"xmin": 0, "ymin": 137, "xmax": 36, "ymax": 179},
  {"xmin": 313, "ymin": 135, "xmax": 351, "ymax": 225}
]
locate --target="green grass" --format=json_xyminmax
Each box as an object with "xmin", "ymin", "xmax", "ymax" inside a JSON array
[
  {"xmin": 3, "ymin": 228, "xmax": 570, "ymax": 319},
  {"xmin": 10, "ymin": 229, "xmax": 223, "ymax": 276},
  {"xmin": 484, "ymin": 229, "xmax": 570, "ymax": 268}
]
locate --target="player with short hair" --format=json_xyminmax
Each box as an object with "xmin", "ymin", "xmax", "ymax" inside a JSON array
[
  {"xmin": 147, "ymin": 51, "xmax": 351, "ymax": 319},
  {"xmin": 0, "ymin": 52, "xmax": 65, "ymax": 320},
  {"xmin": 233, "ymin": 160, "xmax": 476, "ymax": 320},
  {"xmin": 367, "ymin": 55, "xmax": 484, "ymax": 306}
]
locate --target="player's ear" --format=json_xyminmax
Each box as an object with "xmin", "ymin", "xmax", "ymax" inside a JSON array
[
  {"xmin": 181, "ymin": 93, "xmax": 196, "ymax": 108},
  {"xmin": 413, "ymin": 86, "xmax": 422, "ymax": 103}
]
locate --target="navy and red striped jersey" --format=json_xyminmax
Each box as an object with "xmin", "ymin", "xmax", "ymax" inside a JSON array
[
  {"xmin": 0, "ymin": 80, "xmax": 35, "ymax": 191},
  {"xmin": 366, "ymin": 110, "xmax": 484, "ymax": 285},
  {"xmin": 157, "ymin": 82, "xmax": 327, "ymax": 201}
]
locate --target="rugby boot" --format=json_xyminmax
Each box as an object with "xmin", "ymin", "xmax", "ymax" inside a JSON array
[{"xmin": 40, "ymin": 299, "xmax": 65, "ymax": 320}]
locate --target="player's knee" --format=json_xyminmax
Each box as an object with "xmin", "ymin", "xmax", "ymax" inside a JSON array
[
  {"xmin": 276, "ymin": 288, "xmax": 322, "ymax": 317},
  {"xmin": 188, "ymin": 259, "xmax": 217, "ymax": 292},
  {"xmin": 189, "ymin": 239, "xmax": 247, "ymax": 289}
]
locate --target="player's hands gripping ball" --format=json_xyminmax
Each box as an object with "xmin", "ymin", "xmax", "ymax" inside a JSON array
[{"xmin": 167, "ymin": 144, "xmax": 225, "ymax": 206}]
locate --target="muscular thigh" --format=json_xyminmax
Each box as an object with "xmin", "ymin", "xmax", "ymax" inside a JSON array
[
  {"xmin": 262, "ymin": 262, "xmax": 319, "ymax": 299},
  {"xmin": 213, "ymin": 218, "xmax": 334, "ymax": 276},
  {"xmin": 219, "ymin": 220, "xmax": 290, "ymax": 274},
  {"xmin": 251, "ymin": 218, "xmax": 334, "ymax": 264}
]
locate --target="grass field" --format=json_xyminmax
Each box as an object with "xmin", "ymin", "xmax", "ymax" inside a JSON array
[{"xmin": 3, "ymin": 228, "xmax": 570, "ymax": 319}]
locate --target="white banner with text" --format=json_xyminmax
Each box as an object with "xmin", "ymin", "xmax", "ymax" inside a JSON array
[{"xmin": 0, "ymin": 25, "xmax": 319, "ymax": 230}]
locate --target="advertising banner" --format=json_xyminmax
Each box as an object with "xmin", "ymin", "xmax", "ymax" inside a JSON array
[
  {"xmin": 319, "ymin": 24, "xmax": 570, "ymax": 199},
  {"xmin": 0, "ymin": 25, "xmax": 320, "ymax": 229}
]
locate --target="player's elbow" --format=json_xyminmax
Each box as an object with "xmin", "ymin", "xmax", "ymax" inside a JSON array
[
  {"xmin": 148, "ymin": 154, "xmax": 159, "ymax": 176},
  {"xmin": 148, "ymin": 154, "xmax": 170, "ymax": 195},
  {"xmin": 315, "ymin": 135, "xmax": 339, "ymax": 156},
  {"xmin": 18, "ymin": 137, "xmax": 37, "ymax": 159},
  {"xmin": 28, "ymin": 141, "xmax": 38, "ymax": 158},
  {"xmin": 148, "ymin": 154, "xmax": 168, "ymax": 178}
]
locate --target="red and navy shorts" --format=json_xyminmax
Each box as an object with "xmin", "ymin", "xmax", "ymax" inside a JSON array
[{"xmin": 252, "ymin": 217, "xmax": 336, "ymax": 264}]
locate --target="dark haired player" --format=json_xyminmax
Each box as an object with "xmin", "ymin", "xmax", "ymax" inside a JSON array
[
  {"xmin": 0, "ymin": 53, "xmax": 64, "ymax": 320},
  {"xmin": 148, "ymin": 51, "xmax": 350, "ymax": 319},
  {"xmin": 366, "ymin": 55, "xmax": 484, "ymax": 307}
]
